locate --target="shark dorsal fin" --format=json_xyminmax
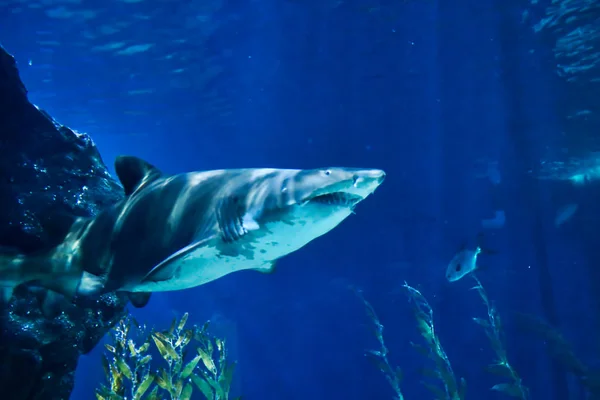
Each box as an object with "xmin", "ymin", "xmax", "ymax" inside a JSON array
[{"xmin": 115, "ymin": 155, "xmax": 162, "ymax": 196}]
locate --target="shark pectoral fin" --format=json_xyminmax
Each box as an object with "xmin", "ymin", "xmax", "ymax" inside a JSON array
[
  {"xmin": 142, "ymin": 240, "xmax": 210, "ymax": 283},
  {"xmin": 217, "ymin": 196, "xmax": 257, "ymax": 242},
  {"xmin": 142, "ymin": 258, "xmax": 182, "ymax": 284},
  {"xmin": 141, "ymin": 263, "xmax": 176, "ymax": 283},
  {"xmin": 252, "ymin": 261, "xmax": 278, "ymax": 274},
  {"xmin": 115, "ymin": 155, "xmax": 163, "ymax": 196},
  {"xmin": 127, "ymin": 292, "xmax": 152, "ymax": 308}
]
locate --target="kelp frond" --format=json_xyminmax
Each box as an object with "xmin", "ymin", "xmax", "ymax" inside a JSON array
[
  {"xmin": 516, "ymin": 312, "xmax": 600, "ymax": 397},
  {"xmin": 96, "ymin": 312, "xmax": 240, "ymax": 400},
  {"xmin": 354, "ymin": 288, "xmax": 405, "ymax": 400},
  {"xmin": 470, "ymin": 276, "xmax": 528, "ymax": 399},
  {"xmin": 355, "ymin": 283, "xmax": 466, "ymax": 400},
  {"xmin": 403, "ymin": 282, "xmax": 466, "ymax": 400}
]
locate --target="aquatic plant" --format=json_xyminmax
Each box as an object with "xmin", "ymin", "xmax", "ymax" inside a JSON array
[
  {"xmin": 470, "ymin": 276, "xmax": 528, "ymax": 399},
  {"xmin": 355, "ymin": 288, "xmax": 405, "ymax": 400},
  {"xmin": 96, "ymin": 312, "xmax": 238, "ymax": 400},
  {"xmin": 403, "ymin": 283, "xmax": 466, "ymax": 400},
  {"xmin": 516, "ymin": 313, "xmax": 600, "ymax": 397},
  {"xmin": 356, "ymin": 283, "xmax": 466, "ymax": 400}
]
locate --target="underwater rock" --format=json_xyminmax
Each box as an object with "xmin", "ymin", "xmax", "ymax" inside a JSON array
[{"xmin": 0, "ymin": 45, "xmax": 127, "ymax": 399}]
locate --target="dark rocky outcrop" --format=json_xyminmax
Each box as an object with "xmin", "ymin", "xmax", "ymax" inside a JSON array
[{"xmin": 0, "ymin": 45, "xmax": 127, "ymax": 399}]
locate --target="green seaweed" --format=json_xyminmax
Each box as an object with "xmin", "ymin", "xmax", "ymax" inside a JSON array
[
  {"xmin": 355, "ymin": 288, "xmax": 405, "ymax": 400},
  {"xmin": 403, "ymin": 282, "xmax": 466, "ymax": 400},
  {"xmin": 470, "ymin": 276, "xmax": 528, "ymax": 399},
  {"xmin": 96, "ymin": 312, "xmax": 239, "ymax": 400},
  {"xmin": 356, "ymin": 283, "xmax": 466, "ymax": 400},
  {"xmin": 516, "ymin": 312, "xmax": 600, "ymax": 397}
]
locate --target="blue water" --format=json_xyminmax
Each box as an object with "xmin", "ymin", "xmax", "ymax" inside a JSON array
[{"xmin": 2, "ymin": 0, "xmax": 599, "ymax": 399}]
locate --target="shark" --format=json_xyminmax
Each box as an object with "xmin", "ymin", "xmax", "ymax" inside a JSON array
[{"xmin": 0, "ymin": 155, "xmax": 385, "ymax": 308}]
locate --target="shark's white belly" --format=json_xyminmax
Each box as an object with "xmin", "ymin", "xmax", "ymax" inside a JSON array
[
  {"xmin": 131, "ymin": 207, "xmax": 352, "ymax": 292},
  {"xmin": 131, "ymin": 245, "xmax": 265, "ymax": 292}
]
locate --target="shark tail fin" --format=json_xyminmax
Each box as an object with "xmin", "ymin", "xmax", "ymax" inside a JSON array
[
  {"xmin": 0, "ymin": 285, "xmax": 15, "ymax": 305},
  {"xmin": 0, "ymin": 246, "xmax": 87, "ymax": 307},
  {"xmin": 0, "ymin": 246, "xmax": 29, "ymax": 306}
]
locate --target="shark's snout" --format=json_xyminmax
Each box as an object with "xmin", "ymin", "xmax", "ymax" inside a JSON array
[
  {"xmin": 351, "ymin": 169, "xmax": 386, "ymax": 195},
  {"xmin": 289, "ymin": 167, "xmax": 386, "ymax": 207},
  {"xmin": 352, "ymin": 168, "xmax": 385, "ymax": 181},
  {"xmin": 357, "ymin": 169, "xmax": 385, "ymax": 184}
]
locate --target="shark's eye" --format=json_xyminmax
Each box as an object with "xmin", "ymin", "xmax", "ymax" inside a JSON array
[
  {"xmin": 455, "ymin": 263, "xmax": 462, "ymax": 272},
  {"xmin": 324, "ymin": 170, "xmax": 331, "ymax": 176}
]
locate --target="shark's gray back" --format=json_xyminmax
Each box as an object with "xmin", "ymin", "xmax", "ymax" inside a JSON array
[
  {"xmin": 70, "ymin": 171, "xmax": 230, "ymax": 290},
  {"xmin": 68, "ymin": 167, "xmax": 297, "ymax": 291}
]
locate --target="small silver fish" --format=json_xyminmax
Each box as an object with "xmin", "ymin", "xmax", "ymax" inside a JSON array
[{"xmin": 446, "ymin": 246, "xmax": 482, "ymax": 282}]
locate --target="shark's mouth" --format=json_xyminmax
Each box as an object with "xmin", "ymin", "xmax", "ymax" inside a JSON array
[{"xmin": 307, "ymin": 192, "xmax": 363, "ymax": 207}]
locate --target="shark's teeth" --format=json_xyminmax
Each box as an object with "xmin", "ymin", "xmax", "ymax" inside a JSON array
[{"xmin": 308, "ymin": 192, "xmax": 362, "ymax": 207}]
